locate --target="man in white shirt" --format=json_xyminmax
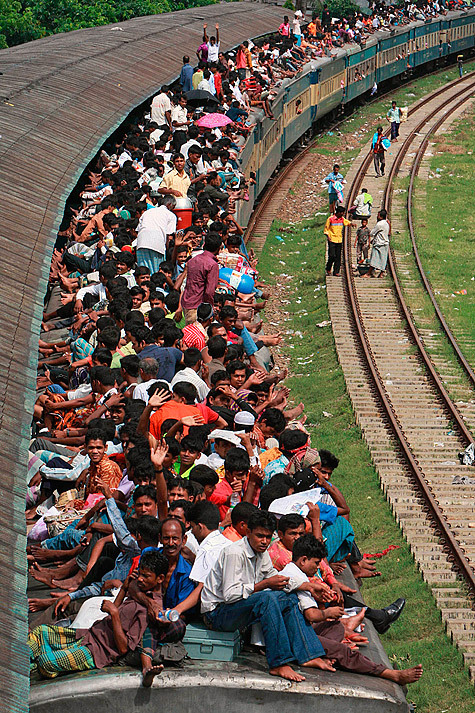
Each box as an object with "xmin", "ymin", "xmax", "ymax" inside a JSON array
[
  {"xmin": 132, "ymin": 358, "xmax": 160, "ymax": 403},
  {"xmin": 204, "ymin": 22, "xmax": 220, "ymax": 62},
  {"xmin": 170, "ymin": 348, "xmax": 209, "ymax": 402},
  {"xmin": 171, "ymin": 95, "xmax": 190, "ymax": 152},
  {"xmin": 188, "ymin": 501, "xmax": 231, "ymax": 585},
  {"xmin": 151, "ymin": 87, "xmax": 172, "ymax": 130},
  {"xmin": 201, "ymin": 510, "xmax": 335, "ymax": 682},
  {"xmin": 136, "ymin": 195, "xmax": 177, "ymax": 274}
]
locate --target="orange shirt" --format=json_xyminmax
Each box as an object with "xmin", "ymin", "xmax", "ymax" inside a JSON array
[
  {"xmin": 222, "ymin": 525, "xmax": 242, "ymax": 542},
  {"xmin": 150, "ymin": 401, "xmax": 202, "ymax": 439}
]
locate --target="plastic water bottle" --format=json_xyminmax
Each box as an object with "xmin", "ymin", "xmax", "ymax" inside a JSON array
[
  {"xmin": 159, "ymin": 609, "xmax": 180, "ymax": 622},
  {"xmin": 230, "ymin": 492, "xmax": 240, "ymax": 508}
]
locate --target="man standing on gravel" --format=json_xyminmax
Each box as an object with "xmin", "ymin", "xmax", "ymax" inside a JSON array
[
  {"xmin": 324, "ymin": 206, "xmax": 355, "ymax": 277},
  {"xmin": 386, "ymin": 100, "xmax": 402, "ymax": 142},
  {"xmin": 363, "ymin": 209, "xmax": 391, "ymax": 279}
]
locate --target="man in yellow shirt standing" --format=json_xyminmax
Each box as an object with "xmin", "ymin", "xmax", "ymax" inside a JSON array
[
  {"xmin": 158, "ymin": 154, "xmax": 191, "ymax": 198},
  {"xmin": 323, "ymin": 206, "xmax": 355, "ymax": 277}
]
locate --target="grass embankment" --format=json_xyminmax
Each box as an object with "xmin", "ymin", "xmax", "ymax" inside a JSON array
[
  {"xmin": 256, "ymin": 220, "xmax": 475, "ymax": 712},
  {"xmin": 247, "ymin": 63, "xmax": 475, "ymax": 711},
  {"xmin": 412, "ymin": 110, "xmax": 475, "ymax": 366}
]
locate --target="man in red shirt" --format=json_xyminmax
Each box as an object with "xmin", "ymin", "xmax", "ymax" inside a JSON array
[
  {"xmin": 182, "ymin": 234, "xmax": 221, "ymax": 325},
  {"xmin": 209, "ymin": 447, "xmax": 250, "ymax": 521},
  {"xmin": 182, "ymin": 303, "xmax": 214, "ymax": 351}
]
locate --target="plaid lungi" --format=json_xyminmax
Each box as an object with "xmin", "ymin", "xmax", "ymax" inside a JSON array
[{"xmin": 28, "ymin": 625, "xmax": 95, "ymax": 678}]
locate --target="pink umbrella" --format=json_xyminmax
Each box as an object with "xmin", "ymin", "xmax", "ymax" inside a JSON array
[{"xmin": 195, "ymin": 112, "xmax": 234, "ymax": 129}]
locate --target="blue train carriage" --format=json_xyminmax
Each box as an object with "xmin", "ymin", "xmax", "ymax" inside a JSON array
[
  {"xmin": 344, "ymin": 38, "xmax": 377, "ymax": 103},
  {"xmin": 315, "ymin": 55, "xmax": 346, "ymax": 119},
  {"xmin": 376, "ymin": 26, "xmax": 412, "ymax": 83},
  {"xmin": 438, "ymin": 16, "xmax": 451, "ymax": 58},
  {"xmin": 449, "ymin": 9, "xmax": 475, "ymax": 56},
  {"xmin": 253, "ymin": 91, "xmax": 286, "ymax": 195},
  {"xmin": 412, "ymin": 18, "xmax": 442, "ymax": 66},
  {"xmin": 281, "ymin": 64, "xmax": 313, "ymax": 152}
]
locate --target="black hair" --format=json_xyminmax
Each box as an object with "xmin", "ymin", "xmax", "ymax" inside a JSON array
[
  {"xmin": 189, "ymin": 464, "xmax": 219, "ymax": 487},
  {"xmin": 220, "ymin": 305, "xmax": 238, "ymax": 321},
  {"xmin": 259, "ymin": 407, "xmax": 286, "ymax": 434},
  {"xmin": 92, "ymin": 347, "xmax": 112, "ymax": 367},
  {"xmin": 224, "ymin": 447, "xmax": 250, "ymax": 473},
  {"xmin": 85, "ymin": 428, "xmax": 107, "ymax": 445},
  {"xmin": 230, "ymin": 501, "xmax": 258, "ymax": 527},
  {"xmin": 87, "ymin": 419, "xmax": 116, "ymax": 443},
  {"xmin": 168, "ymin": 499, "xmax": 192, "ymax": 520},
  {"xmin": 211, "ymin": 369, "xmax": 229, "ymax": 386},
  {"xmin": 149, "ymin": 307, "xmax": 167, "ymax": 326},
  {"xmin": 247, "ymin": 510, "xmax": 277, "ymax": 533},
  {"xmin": 98, "ymin": 326, "xmax": 121, "ymax": 351},
  {"xmin": 120, "ymin": 354, "xmax": 140, "ymax": 377},
  {"xmin": 279, "ymin": 429, "xmax": 308, "ymax": 454},
  {"xmin": 226, "ymin": 359, "xmax": 246, "ymax": 375},
  {"xmin": 278, "ymin": 513, "xmax": 305, "ymax": 534},
  {"xmin": 135, "ymin": 515, "xmax": 161, "ymax": 546},
  {"xmin": 188, "ymin": 500, "xmax": 220, "ymax": 530},
  {"xmin": 183, "ymin": 347, "xmax": 202, "ymax": 368},
  {"xmin": 180, "ymin": 435, "xmax": 203, "ymax": 454},
  {"xmin": 134, "ymin": 484, "xmax": 157, "ymax": 502},
  {"xmin": 203, "ymin": 233, "xmax": 222, "ymax": 254},
  {"xmin": 173, "ymin": 381, "xmax": 198, "ymax": 404},
  {"xmin": 139, "ymin": 549, "xmax": 168, "ymax": 576},
  {"xmin": 292, "ymin": 534, "xmax": 327, "ymax": 562},
  {"xmin": 208, "ymin": 335, "xmax": 227, "ymax": 359},
  {"xmin": 259, "ymin": 475, "xmax": 295, "ymax": 510},
  {"xmin": 319, "ymin": 449, "xmax": 339, "ymax": 471},
  {"xmin": 167, "ymin": 476, "xmax": 194, "ymax": 497}
]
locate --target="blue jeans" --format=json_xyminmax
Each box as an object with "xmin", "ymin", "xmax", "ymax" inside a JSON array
[
  {"xmin": 136, "ymin": 247, "xmax": 164, "ymax": 275},
  {"xmin": 42, "ymin": 522, "xmax": 83, "ymax": 550},
  {"xmin": 205, "ymin": 590, "xmax": 325, "ymax": 668}
]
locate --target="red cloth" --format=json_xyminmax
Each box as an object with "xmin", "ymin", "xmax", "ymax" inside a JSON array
[{"xmin": 209, "ymin": 478, "xmax": 235, "ymax": 520}]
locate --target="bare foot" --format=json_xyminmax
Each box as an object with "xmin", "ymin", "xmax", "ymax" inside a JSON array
[
  {"xmin": 339, "ymin": 583, "xmax": 357, "ymax": 594},
  {"xmin": 30, "ymin": 546, "xmax": 65, "ymax": 563},
  {"xmin": 343, "ymin": 608, "xmax": 366, "ymax": 634},
  {"xmin": 301, "ymin": 657, "xmax": 336, "ymax": 672},
  {"xmin": 350, "ymin": 563, "xmax": 381, "ymax": 578},
  {"xmin": 382, "ymin": 664, "xmax": 423, "ymax": 685},
  {"xmin": 330, "ymin": 562, "xmax": 347, "ymax": 575},
  {"xmin": 51, "ymin": 576, "xmax": 82, "ymax": 591},
  {"xmin": 284, "ymin": 403, "xmax": 305, "ymax": 420},
  {"xmin": 142, "ymin": 664, "xmax": 164, "ymax": 687},
  {"xmin": 28, "ymin": 597, "xmax": 55, "ymax": 612},
  {"xmin": 269, "ymin": 665, "xmax": 305, "ymax": 682},
  {"xmin": 31, "ymin": 564, "xmax": 56, "ymax": 587},
  {"xmin": 344, "ymin": 632, "xmax": 369, "ymax": 645}
]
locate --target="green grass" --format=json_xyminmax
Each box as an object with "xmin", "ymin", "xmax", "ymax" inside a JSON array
[
  {"xmin": 411, "ymin": 111, "xmax": 475, "ymax": 367},
  {"xmin": 312, "ymin": 60, "xmax": 475, "ymax": 157},
  {"xmin": 256, "ymin": 217, "xmax": 475, "ymax": 712}
]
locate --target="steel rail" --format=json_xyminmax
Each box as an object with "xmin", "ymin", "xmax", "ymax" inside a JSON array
[
  {"xmin": 245, "ymin": 68, "xmax": 475, "ymax": 244},
  {"xmin": 343, "ymin": 77, "xmax": 475, "ymax": 596},
  {"xmin": 244, "ymin": 70, "xmax": 475, "ymax": 595},
  {"xmin": 406, "ymin": 94, "xmax": 475, "ymax": 388},
  {"xmin": 384, "ymin": 82, "xmax": 475, "ymax": 446}
]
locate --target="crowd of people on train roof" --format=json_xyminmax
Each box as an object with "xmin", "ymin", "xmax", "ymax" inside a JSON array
[{"xmin": 23, "ymin": 10, "xmax": 431, "ymax": 691}]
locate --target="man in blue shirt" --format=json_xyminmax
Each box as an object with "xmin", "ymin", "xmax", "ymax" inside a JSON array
[
  {"xmin": 324, "ymin": 164, "xmax": 345, "ymax": 214},
  {"xmin": 180, "ymin": 56, "xmax": 194, "ymax": 93}
]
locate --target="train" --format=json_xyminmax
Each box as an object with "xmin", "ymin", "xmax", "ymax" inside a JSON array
[{"xmin": 237, "ymin": 8, "xmax": 475, "ymax": 224}]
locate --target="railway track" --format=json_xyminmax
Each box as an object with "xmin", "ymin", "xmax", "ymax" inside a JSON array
[{"xmin": 246, "ymin": 73, "xmax": 475, "ymax": 677}]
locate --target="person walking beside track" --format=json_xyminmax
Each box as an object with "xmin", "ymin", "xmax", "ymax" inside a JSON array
[
  {"xmin": 386, "ymin": 100, "xmax": 402, "ymax": 142},
  {"xmin": 372, "ymin": 126, "xmax": 386, "ymax": 177},
  {"xmin": 363, "ymin": 209, "xmax": 391, "ymax": 279}
]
